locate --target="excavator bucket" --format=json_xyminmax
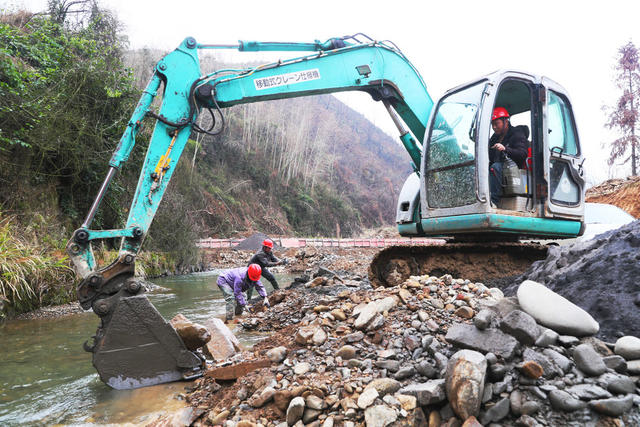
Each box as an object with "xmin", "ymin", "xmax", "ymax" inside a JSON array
[{"xmin": 87, "ymin": 293, "xmax": 204, "ymax": 390}]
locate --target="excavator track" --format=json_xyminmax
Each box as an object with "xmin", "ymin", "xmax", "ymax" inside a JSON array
[{"xmin": 368, "ymin": 242, "xmax": 549, "ymax": 288}]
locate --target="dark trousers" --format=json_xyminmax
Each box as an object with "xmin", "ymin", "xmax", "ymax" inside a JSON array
[
  {"xmin": 489, "ymin": 162, "xmax": 504, "ymax": 205},
  {"xmin": 246, "ymin": 268, "xmax": 279, "ymax": 301}
]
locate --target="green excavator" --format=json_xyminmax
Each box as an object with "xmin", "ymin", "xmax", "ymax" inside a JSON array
[{"xmin": 66, "ymin": 34, "xmax": 585, "ymax": 389}]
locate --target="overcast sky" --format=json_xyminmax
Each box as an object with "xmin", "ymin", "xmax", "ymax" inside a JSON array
[{"xmin": 6, "ymin": 0, "xmax": 640, "ymax": 183}]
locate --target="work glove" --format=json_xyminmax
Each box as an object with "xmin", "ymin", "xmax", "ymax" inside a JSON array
[{"xmin": 263, "ymin": 298, "xmax": 271, "ymax": 308}]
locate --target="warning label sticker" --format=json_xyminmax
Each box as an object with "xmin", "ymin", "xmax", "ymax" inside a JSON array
[{"xmin": 254, "ymin": 69, "xmax": 320, "ymax": 90}]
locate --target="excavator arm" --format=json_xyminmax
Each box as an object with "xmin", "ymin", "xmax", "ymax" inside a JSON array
[{"xmin": 66, "ymin": 35, "xmax": 435, "ymax": 389}]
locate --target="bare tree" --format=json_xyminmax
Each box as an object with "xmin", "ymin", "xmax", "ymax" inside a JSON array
[{"xmin": 604, "ymin": 41, "xmax": 640, "ymax": 176}]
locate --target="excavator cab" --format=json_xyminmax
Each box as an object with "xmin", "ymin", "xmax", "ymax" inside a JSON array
[{"xmin": 397, "ymin": 70, "xmax": 585, "ymax": 240}]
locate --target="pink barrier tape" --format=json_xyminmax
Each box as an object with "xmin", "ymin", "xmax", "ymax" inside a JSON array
[{"xmin": 197, "ymin": 237, "xmax": 445, "ymax": 249}]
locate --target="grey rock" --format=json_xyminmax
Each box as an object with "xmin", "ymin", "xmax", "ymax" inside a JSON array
[
  {"xmin": 534, "ymin": 328, "xmax": 559, "ymax": 347},
  {"xmin": 399, "ymin": 379, "xmax": 446, "ymax": 406},
  {"xmin": 305, "ymin": 394, "xmax": 326, "ymax": 410},
  {"xmin": 474, "ymin": 309, "xmax": 493, "ymax": 330},
  {"xmin": 294, "ymin": 362, "xmax": 311, "ymax": 375},
  {"xmin": 485, "ymin": 352, "xmax": 498, "ymax": 365},
  {"xmin": 336, "ymin": 345, "xmax": 357, "ymax": 360},
  {"xmin": 480, "ymin": 397, "xmax": 510, "ymax": 424},
  {"xmin": 375, "ymin": 360, "xmax": 400, "ymax": 373},
  {"xmin": 365, "ymin": 378, "xmax": 402, "ymax": 396},
  {"xmin": 548, "ymin": 390, "xmax": 586, "ymax": 412},
  {"xmin": 522, "ymin": 348, "xmax": 561, "ymax": 378},
  {"xmin": 601, "ymin": 373, "xmax": 637, "ymax": 394},
  {"xmin": 515, "ymin": 414, "xmax": 542, "ymax": 427},
  {"xmin": 357, "ymin": 387, "xmax": 379, "ymax": 409},
  {"xmin": 628, "ymin": 359, "xmax": 640, "ymax": 374},
  {"xmin": 603, "ymin": 355, "xmax": 628, "ymax": 373},
  {"xmin": 517, "ymin": 280, "xmax": 599, "ymax": 336},
  {"xmin": 393, "ymin": 366, "xmax": 416, "ymax": 380},
  {"xmin": 354, "ymin": 297, "xmax": 397, "ymax": 329},
  {"xmin": 366, "ymin": 314, "xmax": 385, "ymax": 331},
  {"xmin": 488, "ymin": 363, "xmax": 508, "ymax": 381},
  {"xmin": 573, "ymin": 344, "xmax": 607, "ymax": 376},
  {"xmin": 404, "ymin": 335, "xmax": 421, "ymax": 351},
  {"xmin": 267, "ymin": 346, "xmax": 288, "ymax": 363},
  {"xmin": 286, "ymin": 396, "xmax": 306, "ymax": 425},
  {"xmin": 445, "ymin": 323, "xmax": 519, "ymax": 359},
  {"xmin": 416, "ymin": 360, "xmax": 439, "ymax": 378},
  {"xmin": 565, "ymin": 384, "xmax": 612, "ymax": 400},
  {"xmin": 363, "ymin": 405, "xmax": 397, "ymax": 427},
  {"xmin": 614, "ymin": 336, "xmax": 640, "ymax": 360},
  {"xmin": 345, "ymin": 331, "xmax": 365, "ymax": 343},
  {"xmin": 521, "ymin": 401, "xmax": 541, "ymax": 416},
  {"xmin": 510, "ymin": 389, "xmax": 541, "ymax": 416},
  {"xmin": 558, "ymin": 335, "xmax": 580, "ymax": 347},
  {"xmin": 542, "ymin": 348, "xmax": 572, "ymax": 374},
  {"xmin": 482, "ymin": 383, "xmax": 493, "ymax": 403},
  {"xmin": 499, "ymin": 310, "xmax": 540, "ymax": 345},
  {"xmin": 588, "ymin": 395, "xmax": 634, "ymax": 416},
  {"xmin": 302, "ymin": 408, "xmax": 322, "ymax": 424}
]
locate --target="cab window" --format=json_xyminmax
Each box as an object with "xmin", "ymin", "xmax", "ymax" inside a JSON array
[{"xmin": 547, "ymin": 91, "xmax": 579, "ymax": 156}]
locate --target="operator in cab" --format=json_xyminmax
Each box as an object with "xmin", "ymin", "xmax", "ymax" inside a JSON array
[
  {"xmin": 488, "ymin": 107, "xmax": 528, "ymax": 207},
  {"xmin": 216, "ymin": 263, "xmax": 270, "ymax": 321},
  {"xmin": 246, "ymin": 239, "xmax": 285, "ymax": 300}
]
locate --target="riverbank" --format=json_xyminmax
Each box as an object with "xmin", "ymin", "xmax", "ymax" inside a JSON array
[{"xmin": 183, "ymin": 269, "xmax": 640, "ymax": 426}]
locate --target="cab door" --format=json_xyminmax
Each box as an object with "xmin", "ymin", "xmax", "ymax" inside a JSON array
[{"xmin": 541, "ymin": 78, "xmax": 585, "ymax": 218}]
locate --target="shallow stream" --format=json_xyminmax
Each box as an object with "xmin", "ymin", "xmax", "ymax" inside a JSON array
[{"xmin": 0, "ymin": 271, "xmax": 287, "ymax": 426}]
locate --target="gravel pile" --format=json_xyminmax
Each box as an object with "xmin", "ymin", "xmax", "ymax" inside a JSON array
[{"xmin": 183, "ymin": 269, "xmax": 640, "ymax": 426}]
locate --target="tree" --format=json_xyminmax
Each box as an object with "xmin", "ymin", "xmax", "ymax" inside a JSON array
[{"xmin": 605, "ymin": 41, "xmax": 640, "ymax": 176}]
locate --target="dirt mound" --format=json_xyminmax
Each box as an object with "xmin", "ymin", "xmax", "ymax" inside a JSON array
[
  {"xmin": 504, "ymin": 219, "xmax": 640, "ymax": 341},
  {"xmin": 233, "ymin": 232, "xmax": 282, "ymax": 251},
  {"xmin": 586, "ymin": 176, "xmax": 640, "ymax": 218}
]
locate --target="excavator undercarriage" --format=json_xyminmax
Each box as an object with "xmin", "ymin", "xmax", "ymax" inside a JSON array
[{"xmin": 368, "ymin": 242, "xmax": 549, "ymax": 288}]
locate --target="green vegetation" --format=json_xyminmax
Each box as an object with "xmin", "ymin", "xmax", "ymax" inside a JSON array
[{"xmin": 0, "ymin": 215, "xmax": 75, "ymax": 318}]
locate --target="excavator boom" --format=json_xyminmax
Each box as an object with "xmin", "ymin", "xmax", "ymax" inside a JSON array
[{"xmin": 66, "ymin": 35, "xmax": 436, "ymax": 389}]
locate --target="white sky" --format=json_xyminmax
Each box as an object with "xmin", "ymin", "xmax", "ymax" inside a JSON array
[{"xmin": 5, "ymin": 0, "xmax": 640, "ymax": 184}]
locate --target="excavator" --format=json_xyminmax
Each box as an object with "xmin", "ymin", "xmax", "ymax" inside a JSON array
[{"xmin": 65, "ymin": 34, "xmax": 586, "ymax": 389}]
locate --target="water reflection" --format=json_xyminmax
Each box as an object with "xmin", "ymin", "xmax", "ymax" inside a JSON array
[{"xmin": 0, "ymin": 270, "xmax": 288, "ymax": 426}]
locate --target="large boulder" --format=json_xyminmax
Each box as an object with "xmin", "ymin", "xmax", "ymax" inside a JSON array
[
  {"xmin": 202, "ymin": 317, "xmax": 241, "ymax": 361},
  {"xmin": 614, "ymin": 336, "xmax": 640, "ymax": 360},
  {"xmin": 170, "ymin": 314, "xmax": 211, "ymax": 351},
  {"xmin": 445, "ymin": 323, "xmax": 518, "ymax": 359},
  {"xmin": 446, "ymin": 350, "xmax": 487, "ymax": 420},
  {"xmin": 516, "ymin": 280, "xmax": 599, "ymax": 336}
]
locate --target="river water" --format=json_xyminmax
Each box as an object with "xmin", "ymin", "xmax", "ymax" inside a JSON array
[{"xmin": 0, "ymin": 271, "xmax": 286, "ymax": 426}]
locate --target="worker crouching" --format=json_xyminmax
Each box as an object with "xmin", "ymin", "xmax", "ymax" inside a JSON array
[{"xmin": 216, "ymin": 263, "xmax": 270, "ymax": 321}]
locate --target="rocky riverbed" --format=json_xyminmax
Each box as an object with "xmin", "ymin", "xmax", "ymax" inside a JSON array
[{"xmin": 173, "ymin": 267, "xmax": 640, "ymax": 427}]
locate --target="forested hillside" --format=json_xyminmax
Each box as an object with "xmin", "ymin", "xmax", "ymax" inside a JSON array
[
  {"xmin": 0, "ymin": 3, "xmax": 411, "ymax": 314},
  {"xmin": 126, "ymin": 49, "xmax": 413, "ymax": 242}
]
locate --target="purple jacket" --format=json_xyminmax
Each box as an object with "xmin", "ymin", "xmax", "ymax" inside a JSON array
[{"xmin": 217, "ymin": 267, "xmax": 266, "ymax": 306}]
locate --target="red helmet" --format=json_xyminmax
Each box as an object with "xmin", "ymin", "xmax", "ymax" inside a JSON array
[
  {"xmin": 491, "ymin": 107, "xmax": 510, "ymax": 121},
  {"xmin": 262, "ymin": 239, "xmax": 274, "ymax": 249},
  {"xmin": 248, "ymin": 263, "xmax": 262, "ymax": 281}
]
